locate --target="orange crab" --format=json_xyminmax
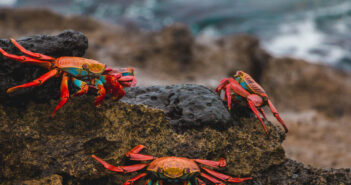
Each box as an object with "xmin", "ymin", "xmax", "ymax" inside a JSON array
[
  {"xmin": 0, "ymin": 38, "xmax": 136, "ymax": 117},
  {"xmin": 92, "ymin": 145, "xmax": 252, "ymax": 185},
  {"xmin": 216, "ymin": 71, "xmax": 288, "ymax": 135}
]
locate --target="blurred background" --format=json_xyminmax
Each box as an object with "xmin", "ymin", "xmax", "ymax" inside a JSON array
[
  {"xmin": 0, "ymin": 0, "xmax": 350, "ymax": 169},
  {"xmin": 4, "ymin": 0, "xmax": 351, "ymax": 70}
]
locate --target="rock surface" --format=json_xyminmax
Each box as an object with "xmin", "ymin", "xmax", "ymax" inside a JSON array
[
  {"xmin": 122, "ymin": 85, "xmax": 232, "ymax": 130},
  {"xmin": 250, "ymin": 159, "xmax": 351, "ymax": 185},
  {"xmin": 0, "ymin": 98, "xmax": 286, "ymax": 184},
  {"xmin": 21, "ymin": 174, "xmax": 63, "ymax": 185}
]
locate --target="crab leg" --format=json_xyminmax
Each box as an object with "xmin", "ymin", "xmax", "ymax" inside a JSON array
[
  {"xmin": 93, "ymin": 79, "xmax": 106, "ymax": 106},
  {"xmin": 194, "ymin": 158, "xmax": 227, "ymax": 168},
  {"xmin": 0, "ymin": 48, "xmax": 52, "ymax": 68},
  {"xmin": 51, "ymin": 72, "xmax": 69, "ymax": 117},
  {"xmin": 91, "ymin": 155, "xmax": 148, "ymax": 173},
  {"xmin": 196, "ymin": 178, "xmax": 206, "ymax": 185},
  {"xmin": 123, "ymin": 172, "xmax": 148, "ymax": 185},
  {"xmin": 7, "ymin": 69, "xmax": 59, "ymax": 93},
  {"xmin": 225, "ymin": 86, "xmax": 233, "ymax": 110},
  {"xmin": 72, "ymin": 77, "xmax": 89, "ymax": 96},
  {"xmin": 155, "ymin": 180, "xmax": 163, "ymax": 185},
  {"xmin": 129, "ymin": 153, "xmax": 155, "ymax": 161},
  {"xmin": 259, "ymin": 108, "xmax": 267, "ymax": 120},
  {"xmin": 126, "ymin": 145, "xmax": 155, "ymax": 161},
  {"xmin": 126, "ymin": 145, "xmax": 146, "ymax": 156},
  {"xmin": 202, "ymin": 167, "xmax": 252, "ymax": 183},
  {"xmin": 267, "ymin": 100, "xmax": 288, "ymax": 133},
  {"xmin": 200, "ymin": 172, "xmax": 225, "ymax": 185},
  {"xmin": 247, "ymin": 97, "xmax": 269, "ymax": 135},
  {"xmin": 10, "ymin": 38, "xmax": 55, "ymax": 61},
  {"xmin": 194, "ymin": 158, "xmax": 226, "ymax": 168}
]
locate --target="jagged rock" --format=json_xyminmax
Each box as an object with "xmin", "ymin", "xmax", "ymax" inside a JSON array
[
  {"xmin": 0, "ymin": 30, "xmax": 88, "ymax": 106},
  {"xmin": 122, "ymin": 85, "xmax": 232, "ymax": 130}
]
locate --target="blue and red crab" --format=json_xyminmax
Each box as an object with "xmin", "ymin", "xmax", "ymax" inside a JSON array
[
  {"xmin": 216, "ymin": 71, "xmax": 288, "ymax": 135},
  {"xmin": 0, "ymin": 38, "xmax": 136, "ymax": 117},
  {"xmin": 92, "ymin": 145, "xmax": 252, "ymax": 185}
]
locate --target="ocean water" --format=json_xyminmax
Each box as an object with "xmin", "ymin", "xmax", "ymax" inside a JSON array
[{"xmin": 4, "ymin": 0, "xmax": 351, "ymax": 71}]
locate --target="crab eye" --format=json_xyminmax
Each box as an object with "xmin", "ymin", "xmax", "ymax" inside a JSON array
[
  {"xmin": 184, "ymin": 168, "xmax": 190, "ymax": 174},
  {"xmin": 82, "ymin": 64, "xmax": 88, "ymax": 69},
  {"xmin": 157, "ymin": 167, "xmax": 163, "ymax": 173}
]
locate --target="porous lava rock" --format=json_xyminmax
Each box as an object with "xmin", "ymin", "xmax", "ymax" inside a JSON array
[
  {"xmin": 122, "ymin": 85, "xmax": 232, "ymax": 130},
  {"xmin": 0, "ymin": 30, "xmax": 88, "ymax": 106}
]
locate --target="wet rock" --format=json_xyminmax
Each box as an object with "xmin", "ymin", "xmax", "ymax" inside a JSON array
[
  {"xmin": 0, "ymin": 30, "xmax": 88, "ymax": 106},
  {"xmin": 122, "ymin": 84, "xmax": 232, "ymax": 130}
]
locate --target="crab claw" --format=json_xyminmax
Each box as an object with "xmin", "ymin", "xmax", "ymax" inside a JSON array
[
  {"xmin": 104, "ymin": 67, "xmax": 136, "ymax": 87},
  {"xmin": 119, "ymin": 76, "xmax": 137, "ymax": 87},
  {"xmin": 105, "ymin": 75, "xmax": 125, "ymax": 100},
  {"xmin": 215, "ymin": 78, "xmax": 229, "ymax": 94}
]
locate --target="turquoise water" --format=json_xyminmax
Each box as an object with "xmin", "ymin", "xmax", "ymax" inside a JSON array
[{"xmin": 5, "ymin": 0, "xmax": 351, "ymax": 70}]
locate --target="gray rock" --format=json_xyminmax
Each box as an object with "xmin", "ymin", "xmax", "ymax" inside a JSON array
[
  {"xmin": 0, "ymin": 30, "xmax": 88, "ymax": 106},
  {"xmin": 249, "ymin": 159, "xmax": 351, "ymax": 185},
  {"xmin": 122, "ymin": 84, "xmax": 232, "ymax": 130}
]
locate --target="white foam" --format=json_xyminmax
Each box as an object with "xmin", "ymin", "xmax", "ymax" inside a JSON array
[
  {"xmin": 264, "ymin": 18, "xmax": 346, "ymax": 65},
  {"xmin": 0, "ymin": 0, "xmax": 16, "ymax": 6}
]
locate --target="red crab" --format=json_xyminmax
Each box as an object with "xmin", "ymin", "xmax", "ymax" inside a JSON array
[
  {"xmin": 92, "ymin": 145, "xmax": 252, "ymax": 185},
  {"xmin": 216, "ymin": 71, "xmax": 288, "ymax": 135},
  {"xmin": 0, "ymin": 38, "xmax": 136, "ymax": 117}
]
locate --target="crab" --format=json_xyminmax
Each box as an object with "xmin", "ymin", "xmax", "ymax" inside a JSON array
[
  {"xmin": 0, "ymin": 38, "xmax": 136, "ymax": 117},
  {"xmin": 216, "ymin": 71, "xmax": 288, "ymax": 135},
  {"xmin": 92, "ymin": 145, "xmax": 252, "ymax": 185}
]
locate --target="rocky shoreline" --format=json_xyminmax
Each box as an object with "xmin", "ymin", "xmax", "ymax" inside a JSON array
[
  {"xmin": 0, "ymin": 7, "xmax": 351, "ymax": 184},
  {"xmin": 0, "ymin": 30, "xmax": 350, "ymax": 184}
]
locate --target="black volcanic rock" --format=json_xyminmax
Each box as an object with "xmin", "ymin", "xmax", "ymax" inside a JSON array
[
  {"xmin": 0, "ymin": 30, "xmax": 88, "ymax": 106},
  {"xmin": 122, "ymin": 85, "xmax": 232, "ymax": 130}
]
